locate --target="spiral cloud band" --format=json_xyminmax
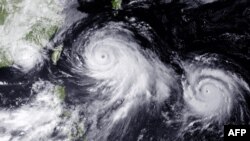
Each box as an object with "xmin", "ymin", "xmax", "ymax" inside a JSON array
[
  {"xmin": 62, "ymin": 22, "xmax": 181, "ymax": 140},
  {"xmin": 181, "ymin": 54, "xmax": 250, "ymax": 123},
  {"xmin": 1, "ymin": 1, "xmax": 250, "ymax": 140}
]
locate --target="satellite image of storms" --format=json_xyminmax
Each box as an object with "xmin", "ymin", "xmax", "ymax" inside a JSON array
[{"xmin": 0, "ymin": 0, "xmax": 250, "ymax": 141}]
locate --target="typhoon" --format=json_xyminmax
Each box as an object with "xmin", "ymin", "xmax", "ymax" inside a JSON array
[
  {"xmin": 0, "ymin": 0, "xmax": 250, "ymax": 141},
  {"xmin": 54, "ymin": 19, "xmax": 182, "ymax": 140}
]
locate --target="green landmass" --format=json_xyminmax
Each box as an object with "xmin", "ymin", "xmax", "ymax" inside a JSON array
[
  {"xmin": 69, "ymin": 123, "xmax": 86, "ymax": 141},
  {"xmin": 111, "ymin": 0, "xmax": 122, "ymax": 10},
  {"xmin": 0, "ymin": 0, "xmax": 22, "ymax": 25},
  {"xmin": 0, "ymin": 50, "xmax": 13, "ymax": 68},
  {"xmin": 55, "ymin": 85, "xmax": 66, "ymax": 101},
  {"xmin": 25, "ymin": 22, "xmax": 58, "ymax": 46},
  {"xmin": 0, "ymin": 0, "xmax": 8, "ymax": 25},
  {"xmin": 51, "ymin": 45, "xmax": 63, "ymax": 65}
]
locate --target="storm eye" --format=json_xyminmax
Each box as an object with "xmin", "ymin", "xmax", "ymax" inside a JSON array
[
  {"xmin": 92, "ymin": 46, "xmax": 112, "ymax": 65},
  {"xmin": 101, "ymin": 53, "xmax": 106, "ymax": 59}
]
